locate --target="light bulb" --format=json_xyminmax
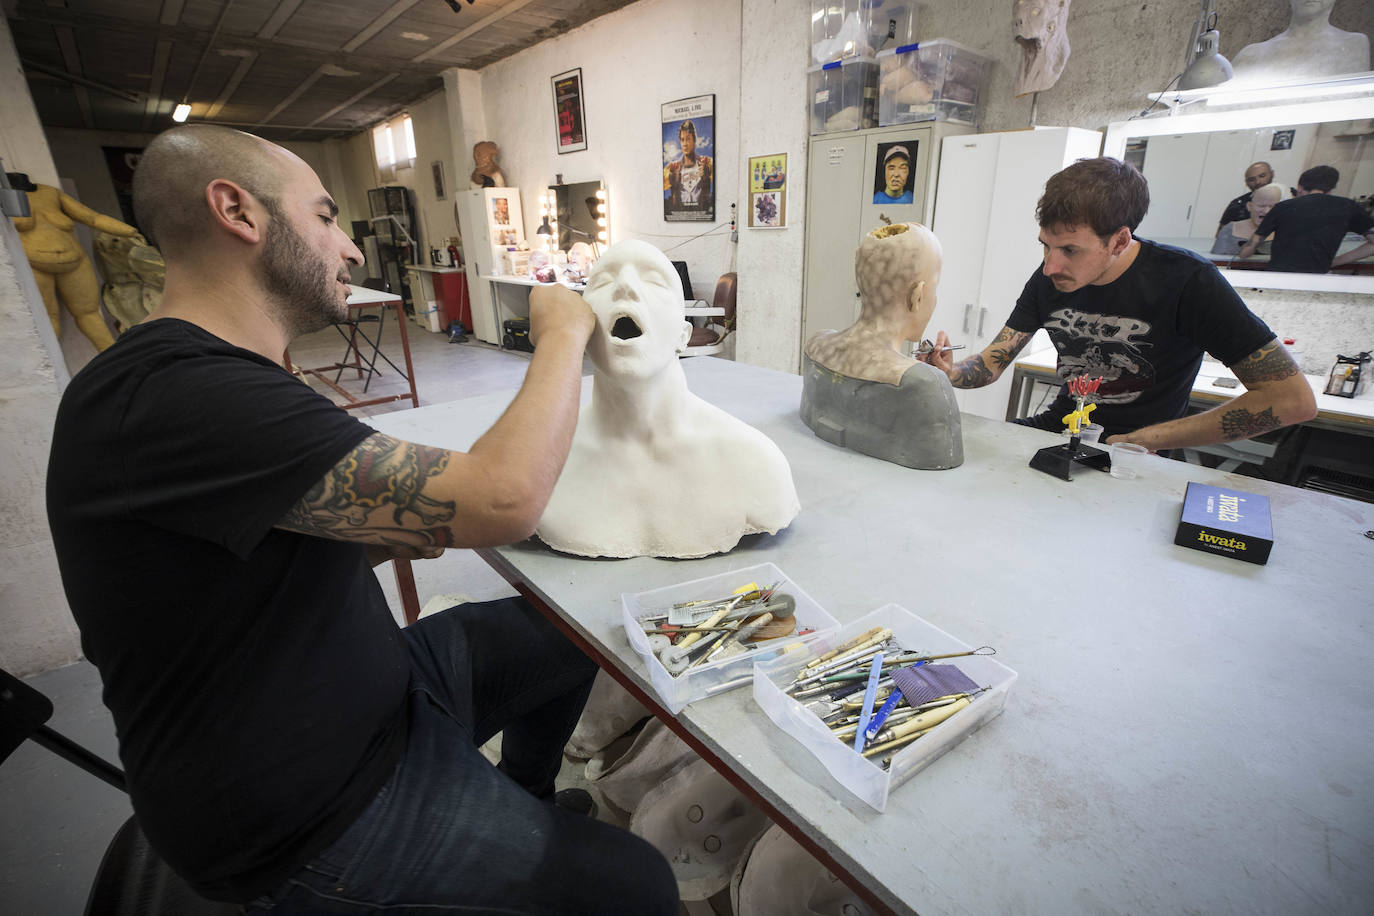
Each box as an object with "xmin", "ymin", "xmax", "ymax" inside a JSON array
[{"xmin": 172, "ymin": 103, "xmax": 192, "ymax": 122}]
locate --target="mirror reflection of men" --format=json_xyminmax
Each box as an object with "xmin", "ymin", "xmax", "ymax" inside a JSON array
[
  {"xmin": 664, "ymin": 120, "xmax": 714, "ymax": 212},
  {"xmin": 921, "ymin": 157, "xmax": 1316, "ymax": 451},
  {"xmin": 874, "ymin": 145, "xmax": 914, "ymax": 204},
  {"xmin": 1217, "ymin": 161, "xmax": 1274, "ymax": 231},
  {"xmin": 1239, "ymin": 165, "xmax": 1374, "ymax": 273},
  {"xmin": 45, "ymin": 125, "xmax": 678, "ymax": 913}
]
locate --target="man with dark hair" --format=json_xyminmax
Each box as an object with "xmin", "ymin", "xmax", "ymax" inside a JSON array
[
  {"xmin": 663, "ymin": 119, "xmax": 714, "ymax": 214},
  {"xmin": 46, "ymin": 125, "xmax": 678, "ymax": 914},
  {"xmin": 1217, "ymin": 161, "xmax": 1275, "ymax": 231},
  {"xmin": 1239, "ymin": 164, "xmax": 1374, "ymax": 273},
  {"xmin": 922, "ymin": 157, "xmax": 1316, "ymax": 450},
  {"xmin": 873, "ymin": 145, "xmax": 914, "ymax": 204}
]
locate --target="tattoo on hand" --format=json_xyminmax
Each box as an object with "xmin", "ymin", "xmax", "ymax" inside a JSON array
[
  {"xmin": 1220, "ymin": 406, "xmax": 1281, "ymax": 440},
  {"xmin": 279, "ymin": 434, "xmax": 457, "ymax": 546}
]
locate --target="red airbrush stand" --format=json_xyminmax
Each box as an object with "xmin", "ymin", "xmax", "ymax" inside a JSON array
[{"xmin": 1028, "ymin": 375, "xmax": 1110, "ymax": 481}]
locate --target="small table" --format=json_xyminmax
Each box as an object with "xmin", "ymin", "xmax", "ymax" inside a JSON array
[{"xmin": 283, "ymin": 284, "xmax": 419, "ymax": 411}]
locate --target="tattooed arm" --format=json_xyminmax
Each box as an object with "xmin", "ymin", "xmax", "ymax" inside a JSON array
[
  {"xmin": 278, "ymin": 283, "xmax": 595, "ymax": 550},
  {"xmin": 1105, "ymin": 338, "xmax": 1317, "ymax": 451},
  {"xmin": 920, "ymin": 326, "xmax": 1034, "ymax": 389}
]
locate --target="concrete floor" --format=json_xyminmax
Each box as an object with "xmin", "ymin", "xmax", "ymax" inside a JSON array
[{"xmin": 0, "ymin": 313, "xmax": 657, "ymax": 914}]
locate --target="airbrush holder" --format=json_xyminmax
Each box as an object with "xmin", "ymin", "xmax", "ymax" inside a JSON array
[
  {"xmin": 753, "ymin": 604, "xmax": 1017, "ymax": 812},
  {"xmin": 1029, "ymin": 374, "xmax": 1109, "ymax": 481}
]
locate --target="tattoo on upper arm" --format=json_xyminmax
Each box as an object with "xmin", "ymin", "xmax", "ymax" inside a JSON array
[
  {"xmin": 277, "ymin": 433, "xmax": 457, "ymax": 547},
  {"xmin": 1219, "ymin": 405, "xmax": 1281, "ymax": 441},
  {"xmin": 1232, "ymin": 340, "xmax": 1299, "ymax": 385}
]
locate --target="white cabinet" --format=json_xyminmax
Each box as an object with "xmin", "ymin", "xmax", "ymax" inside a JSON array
[
  {"xmin": 455, "ymin": 187, "xmax": 524, "ymax": 345},
  {"xmin": 1132, "ymin": 132, "xmax": 1209, "ymax": 239},
  {"xmin": 930, "ymin": 126, "xmax": 1102, "ymax": 420},
  {"xmin": 801, "ymin": 122, "xmax": 973, "ymax": 356}
]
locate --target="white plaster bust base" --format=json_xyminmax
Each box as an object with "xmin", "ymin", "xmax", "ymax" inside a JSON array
[
  {"xmin": 537, "ymin": 239, "xmax": 799, "ymax": 559},
  {"xmin": 1231, "ymin": 0, "xmax": 1370, "ymax": 83}
]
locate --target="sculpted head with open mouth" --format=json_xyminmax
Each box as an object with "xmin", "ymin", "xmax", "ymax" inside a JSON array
[{"xmin": 582, "ymin": 239, "xmax": 693, "ymax": 380}]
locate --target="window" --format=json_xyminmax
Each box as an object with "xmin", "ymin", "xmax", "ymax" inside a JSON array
[
  {"xmin": 401, "ymin": 115, "xmax": 417, "ymax": 164},
  {"xmin": 372, "ymin": 116, "xmax": 416, "ymax": 181}
]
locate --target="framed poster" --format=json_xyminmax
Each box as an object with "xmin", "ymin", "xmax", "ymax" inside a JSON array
[
  {"xmin": 871, "ymin": 140, "xmax": 917, "ymax": 205},
  {"xmin": 552, "ymin": 68, "xmax": 587, "ymax": 154},
  {"xmin": 748, "ymin": 153, "xmax": 787, "ymax": 228},
  {"xmin": 431, "ymin": 160, "xmax": 445, "ymax": 200},
  {"xmin": 661, "ymin": 94, "xmax": 715, "ymax": 222}
]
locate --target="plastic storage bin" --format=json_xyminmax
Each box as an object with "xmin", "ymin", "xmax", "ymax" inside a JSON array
[
  {"xmin": 622, "ymin": 563, "xmax": 839, "ymax": 714},
  {"xmin": 811, "ymin": 0, "xmax": 919, "ymax": 64},
  {"xmin": 877, "ymin": 39, "xmax": 990, "ymax": 126},
  {"xmin": 808, "ymin": 57, "xmax": 879, "ymax": 134},
  {"xmin": 753, "ymin": 603, "xmax": 1016, "ymax": 812}
]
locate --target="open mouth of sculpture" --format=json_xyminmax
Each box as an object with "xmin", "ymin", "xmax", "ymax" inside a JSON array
[{"xmin": 611, "ymin": 316, "xmax": 643, "ymax": 340}]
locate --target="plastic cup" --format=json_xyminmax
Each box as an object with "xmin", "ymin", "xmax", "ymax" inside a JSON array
[
  {"xmin": 1109, "ymin": 442, "xmax": 1148, "ymax": 480},
  {"xmin": 1080, "ymin": 424, "xmax": 1104, "ymax": 445}
]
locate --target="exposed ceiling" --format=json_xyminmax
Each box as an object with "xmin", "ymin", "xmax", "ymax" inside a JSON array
[{"xmin": 6, "ymin": 0, "xmax": 635, "ymax": 142}]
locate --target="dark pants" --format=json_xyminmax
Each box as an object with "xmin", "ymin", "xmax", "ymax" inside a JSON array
[{"xmin": 247, "ymin": 598, "xmax": 678, "ymax": 915}]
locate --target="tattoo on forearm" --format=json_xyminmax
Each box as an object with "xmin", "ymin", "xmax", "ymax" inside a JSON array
[
  {"xmin": 1233, "ymin": 340, "xmax": 1300, "ymax": 384},
  {"xmin": 986, "ymin": 328, "xmax": 1031, "ymax": 372},
  {"xmin": 1219, "ymin": 406, "xmax": 1281, "ymax": 440},
  {"xmin": 950, "ymin": 356, "xmax": 994, "ymax": 388},
  {"xmin": 278, "ymin": 434, "xmax": 457, "ymax": 546}
]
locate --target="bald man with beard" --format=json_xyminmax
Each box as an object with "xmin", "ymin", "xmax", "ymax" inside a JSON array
[{"xmin": 45, "ymin": 125, "xmax": 677, "ymax": 914}]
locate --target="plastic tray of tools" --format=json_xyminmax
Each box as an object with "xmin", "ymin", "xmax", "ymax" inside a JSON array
[
  {"xmin": 622, "ymin": 563, "xmax": 840, "ymax": 715},
  {"xmin": 753, "ymin": 604, "xmax": 1016, "ymax": 812}
]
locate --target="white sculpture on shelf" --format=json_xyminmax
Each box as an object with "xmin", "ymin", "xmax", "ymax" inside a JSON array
[
  {"xmin": 1231, "ymin": 0, "xmax": 1370, "ymax": 82},
  {"xmin": 1012, "ymin": 0, "xmax": 1073, "ymax": 96},
  {"xmin": 536, "ymin": 239, "xmax": 800, "ymax": 559}
]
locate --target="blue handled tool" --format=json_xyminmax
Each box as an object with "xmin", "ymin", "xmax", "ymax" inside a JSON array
[
  {"xmin": 852, "ymin": 652, "xmax": 885, "ymax": 753},
  {"xmin": 863, "ymin": 685, "xmax": 906, "ymax": 743}
]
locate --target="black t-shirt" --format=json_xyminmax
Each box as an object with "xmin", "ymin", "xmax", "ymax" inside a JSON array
[
  {"xmin": 1257, "ymin": 193, "xmax": 1374, "ymax": 274},
  {"xmin": 1007, "ymin": 240, "xmax": 1275, "ymax": 436},
  {"xmin": 1219, "ymin": 190, "xmax": 1252, "ymax": 227},
  {"xmin": 46, "ymin": 319, "xmax": 409, "ymax": 902}
]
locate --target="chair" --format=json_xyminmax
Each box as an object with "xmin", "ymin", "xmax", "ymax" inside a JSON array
[
  {"xmin": 333, "ymin": 277, "xmax": 407, "ymax": 393},
  {"xmin": 683, "ymin": 271, "xmax": 736, "ymax": 356},
  {"xmin": 0, "ymin": 667, "xmax": 237, "ymax": 916}
]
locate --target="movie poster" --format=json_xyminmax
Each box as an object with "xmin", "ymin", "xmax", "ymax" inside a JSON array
[
  {"xmin": 661, "ymin": 94, "xmax": 715, "ymax": 223},
  {"xmin": 552, "ymin": 69, "xmax": 587, "ymax": 154}
]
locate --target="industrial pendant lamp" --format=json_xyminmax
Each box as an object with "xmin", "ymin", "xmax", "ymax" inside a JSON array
[{"xmin": 1178, "ymin": 2, "xmax": 1233, "ymax": 90}]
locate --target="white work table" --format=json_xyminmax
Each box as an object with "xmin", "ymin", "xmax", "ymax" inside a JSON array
[{"xmin": 369, "ymin": 357, "xmax": 1374, "ymax": 916}]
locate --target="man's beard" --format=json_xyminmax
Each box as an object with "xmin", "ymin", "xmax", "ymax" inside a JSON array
[{"xmin": 258, "ymin": 205, "xmax": 348, "ymax": 338}]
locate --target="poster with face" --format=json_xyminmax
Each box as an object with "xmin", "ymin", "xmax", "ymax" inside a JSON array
[
  {"xmin": 662, "ymin": 94, "xmax": 716, "ymax": 223},
  {"xmin": 872, "ymin": 141, "xmax": 917, "ymax": 205}
]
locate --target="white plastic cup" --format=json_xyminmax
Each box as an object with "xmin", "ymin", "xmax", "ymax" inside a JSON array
[
  {"xmin": 1109, "ymin": 442, "xmax": 1148, "ymax": 480},
  {"xmin": 1080, "ymin": 424, "xmax": 1104, "ymax": 445}
]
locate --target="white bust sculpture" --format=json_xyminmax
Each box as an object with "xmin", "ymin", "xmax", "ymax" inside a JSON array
[
  {"xmin": 1231, "ymin": 0, "xmax": 1370, "ymax": 82},
  {"xmin": 536, "ymin": 239, "xmax": 800, "ymax": 558},
  {"xmin": 1012, "ymin": 0, "xmax": 1073, "ymax": 97}
]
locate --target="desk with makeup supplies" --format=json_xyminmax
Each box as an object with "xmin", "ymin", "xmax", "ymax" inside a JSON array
[{"xmin": 370, "ymin": 357, "xmax": 1374, "ymax": 916}]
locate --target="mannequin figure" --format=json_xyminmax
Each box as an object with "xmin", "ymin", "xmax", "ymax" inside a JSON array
[
  {"xmin": 801, "ymin": 222, "xmax": 963, "ymax": 470},
  {"xmin": 1232, "ymin": 0, "xmax": 1370, "ymax": 82},
  {"xmin": 8, "ymin": 175, "xmax": 138, "ymax": 351},
  {"xmin": 1212, "ymin": 183, "xmax": 1282, "ymax": 257},
  {"xmin": 536, "ymin": 239, "xmax": 799, "ymax": 558},
  {"xmin": 469, "ymin": 140, "xmax": 506, "ymax": 188},
  {"xmin": 1012, "ymin": 0, "xmax": 1073, "ymax": 96}
]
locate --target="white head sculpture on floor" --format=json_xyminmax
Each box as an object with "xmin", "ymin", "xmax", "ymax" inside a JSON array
[
  {"xmin": 536, "ymin": 239, "xmax": 800, "ymax": 558},
  {"xmin": 1231, "ymin": 0, "xmax": 1370, "ymax": 82},
  {"xmin": 1012, "ymin": 0, "xmax": 1073, "ymax": 96}
]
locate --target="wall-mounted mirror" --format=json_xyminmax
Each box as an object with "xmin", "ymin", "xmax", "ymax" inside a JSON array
[
  {"xmin": 1103, "ymin": 95, "xmax": 1374, "ymax": 295},
  {"xmin": 545, "ymin": 178, "xmax": 606, "ymax": 253}
]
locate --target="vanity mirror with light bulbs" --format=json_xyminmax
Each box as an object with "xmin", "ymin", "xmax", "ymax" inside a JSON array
[
  {"xmin": 1103, "ymin": 95, "xmax": 1374, "ymax": 295},
  {"xmin": 542, "ymin": 178, "xmax": 608, "ymax": 261}
]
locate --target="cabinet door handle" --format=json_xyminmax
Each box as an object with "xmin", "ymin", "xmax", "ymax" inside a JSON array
[
  {"xmin": 977, "ymin": 306, "xmax": 987, "ymax": 337},
  {"xmin": 963, "ymin": 304, "xmax": 972, "ymax": 333},
  {"xmin": 1186, "ymin": 204, "xmax": 1192, "ymax": 221}
]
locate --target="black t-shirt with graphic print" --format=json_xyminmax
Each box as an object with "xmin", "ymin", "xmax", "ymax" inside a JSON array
[{"xmin": 1006, "ymin": 239, "xmax": 1275, "ymax": 437}]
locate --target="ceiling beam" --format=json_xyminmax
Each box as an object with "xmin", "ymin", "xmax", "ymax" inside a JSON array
[
  {"xmin": 287, "ymin": 72, "xmax": 400, "ymax": 138},
  {"xmin": 257, "ymin": 63, "xmax": 326, "ymax": 125},
  {"xmin": 342, "ymin": 0, "xmax": 421, "ymax": 53},
  {"xmin": 412, "ymin": 0, "xmax": 541, "ymax": 63},
  {"xmin": 141, "ymin": 38, "xmax": 173, "ymax": 130},
  {"xmin": 204, "ymin": 52, "xmax": 258, "ymax": 120},
  {"xmin": 20, "ymin": 57, "xmax": 143, "ymax": 104},
  {"xmin": 52, "ymin": 24, "xmax": 93, "ymax": 127},
  {"xmin": 257, "ymin": 0, "xmax": 304, "ymax": 39}
]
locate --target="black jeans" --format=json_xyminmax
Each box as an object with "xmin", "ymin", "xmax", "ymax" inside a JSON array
[{"xmin": 247, "ymin": 598, "xmax": 678, "ymax": 914}]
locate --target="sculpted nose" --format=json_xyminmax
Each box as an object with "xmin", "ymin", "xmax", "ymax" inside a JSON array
[{"xmin": 611, "ymin": 265, "xmax": 640, "ymax": 301}]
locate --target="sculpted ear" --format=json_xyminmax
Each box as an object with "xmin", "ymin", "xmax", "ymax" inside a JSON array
[
  {"xmin": 205, "ymin": 179, "xmax": 265, "ymax": 246},
  {"xmin": 676, "ymin": 319, "xmax": 693, "ymax": 352}
]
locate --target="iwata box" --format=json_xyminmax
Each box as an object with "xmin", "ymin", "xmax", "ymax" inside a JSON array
[
  {"xmin": 877, "ymin": 39, "xmax": 990, "ymax": 126},
  {"xmin": 753, "ymin": 604, "xmax": 1015, "ymax": 812},
  {"xmin": 622, "ymin": 563, "xmax": 838, "ymax": 715}
]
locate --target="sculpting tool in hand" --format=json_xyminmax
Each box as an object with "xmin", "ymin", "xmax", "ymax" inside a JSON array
[{"xmin": 852, "ymin": 652, "xmax": 886, "ymax": 752}]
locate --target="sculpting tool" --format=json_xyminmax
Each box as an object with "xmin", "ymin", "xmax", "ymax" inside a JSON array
[
  {"xmin": 801, "ymin": 627, "xmax": 884, "ymax": 672},
  {"xmin": 859, "ymin": 695, "xmax": 971, "ymax": 757},
  {"xmin": 852, "ymin": 652, "xmax": 885, "ymax": 752}
]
